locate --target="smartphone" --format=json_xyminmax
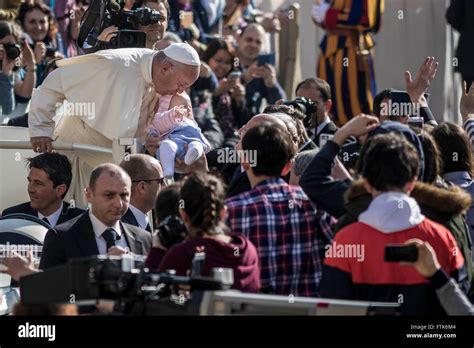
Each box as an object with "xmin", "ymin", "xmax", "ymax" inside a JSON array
[
  {"xmin": 319, "ymin": 133, "xmax": 334, "ymax": 148},
  {"xmin": 384, "ymin": 244, "xmax": 418, "ymax": 262},
  {"xmin": 228, "ymin": 71, "xmax": 242, "ymax": 80},
  {"xmin": 408, "ymin": 117, "xmax": 424, "ymax": 129},
  {"xmin": 257, "ymin": 53, "xmax": 276, "ymax": 66},
  {"xmin": 180, "ymin": 11, "xmax": 194, "ymax": 29},
  {"xmin": 190, "ymin": 251, "xmax": 206, "ymax": 277}
]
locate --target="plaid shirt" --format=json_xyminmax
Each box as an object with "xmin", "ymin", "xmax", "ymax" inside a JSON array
[{"xmin": 225, "ymin": 178, "xmax": 334, "ymax": 297}]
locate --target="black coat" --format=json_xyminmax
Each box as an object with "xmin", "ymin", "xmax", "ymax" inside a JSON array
[
  {"xmin": 314, "ymin": 121, "xmax": 338, "ymax": 147},
  {"xmin": 2, "ymin": 201, "xmax": 85, "ymax": 225},
  {"xmin": 39, "ymin": 212, "xmax": 152, "ymax": 269},
  {"xmin": 121, "ymin": 208, "xmax": 152, "ymax": 232},
  {"xmin": 447, "ymin": 0, "xmax": 474, "ymax": 78}
]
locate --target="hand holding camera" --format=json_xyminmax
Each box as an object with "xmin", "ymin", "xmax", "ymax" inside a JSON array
[
  {"xmin": 98, "ymin": 25, "xmax": 119, "ymax": 43},
  {"xmin": 0, "ymin": 44, "xmax": 16, "ymax": 75},
  {"xmin": 33, "ymin": 41, "xmax": 46, "ymax": 64},
  {"xmin": 22, "ymin": 38, "xmax": 36, "ymax": 70}
]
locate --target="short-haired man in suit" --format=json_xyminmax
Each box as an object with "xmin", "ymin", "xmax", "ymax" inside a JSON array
[
  {"xmin": 2, "ymin": 153, "xmax": 84, "ymax": 226},
  {"xmin": 296, "ymin": 78, "xmax": 337, "ymax": 147},
  {"xmin": 119, "ymin": 154, "xmax": 164, "ymax": 232},
  {"xmin": 39, "ymin": 163, "xmax": 152, "ymax": 269}
]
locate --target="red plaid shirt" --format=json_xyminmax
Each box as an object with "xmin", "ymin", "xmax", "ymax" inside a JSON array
[{"xmin": 225, "ymin": 178, "xmax": 335, "ymax": 297}]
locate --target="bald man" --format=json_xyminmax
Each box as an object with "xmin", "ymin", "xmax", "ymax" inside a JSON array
[
  {"xmin": 39, "ymin": 163, "xmax": 152, "ymax": 269},
  {"xmin": 236, "ymin": 23, "xmax": 285, "ymax": 114},
  {"xmin": 227, "ymin": 114, "xmax": 291, "ymax": 198},
  {"xmin": 120, "ymin": 154, "xmax": 163, "ymax": 232},
  {"xmin": 28, "ymin": 43, "xmax": 200, "ymax": 207}
]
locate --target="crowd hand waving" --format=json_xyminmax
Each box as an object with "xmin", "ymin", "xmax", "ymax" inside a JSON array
[
  {"xmin": 0, "ymin": 44, "xmax": 16, "ymax": 75},
  {"xmin": 33, "ymin": 41, "xmax": 46, "ymax": 64},
  {"xmin": 97, "ymin": 25, "xmax": 119, "ymax": 43},
  {"xmin": 333, "ymin": 114, "xmax": 379, "ymax": 146},
  {"xmin": 31, "ymin": 136, "xmax": 53, "ymax": 153},
  {"xmin": 460, "ymin": 81, "xmax": 474, "ymax": 122},
  {"xmin": 405, "ymin": 56, "xmax": 438, "ymax": 107}
]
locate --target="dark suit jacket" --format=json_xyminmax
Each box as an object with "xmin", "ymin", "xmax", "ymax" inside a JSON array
[
  {"xmin": 39, "ymin": 212, "xmax": 152, "ymax": 269},
  {"xmin": 121, "ymin": 208, "xmax": 152, "ymax": 232},
  {"xmin": 1, "ymin": 201, "xmax": 85, "ymax": 225},
  {"xmin": 314, "ymin": 121, "xmax": 338, "ymax": 147},
  {"xmin": 226, "ymin": 165, "xmax": 251, "ymax": 199},
  {"xmin": 447, "ymin": 0, "xmax": 474, "ymax": 78}
]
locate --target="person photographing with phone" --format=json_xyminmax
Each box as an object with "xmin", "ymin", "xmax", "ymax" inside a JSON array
[
  {"xmin": 235, "ymin": 23, "xmax": 285, "ymax": 114},
  {"xmin": 201, "ymin": 38, "xmax": 251, "ymax": 148},
  {"xmin": 402, "ymin": 239, "xmax": 474, "ymax": 315},
  {"xmin": 320, "ymin": 132, "xmax": 469, "ymax": 315}
]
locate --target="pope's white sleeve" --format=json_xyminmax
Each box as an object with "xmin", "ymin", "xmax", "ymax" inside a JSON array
[{"xmin": 28, "ymin": 69, "xmax": 65, "ymax": 139}]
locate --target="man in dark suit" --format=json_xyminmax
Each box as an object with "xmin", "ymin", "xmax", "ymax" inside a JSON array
[
  {"xmin": 447, "ymin": 0, "xmax": 474, "ymax": 90},
  {"xmin": 1, "ymin": 153, "xmax": 84, "ymax": 226},
  {"xmin": 40, "ymin": 163, "xmax": 152, "ymax": 269},
  {"xmin": 295, "ymin": 78, "xmax": 338, "ymax": 147},
  {"xmin": 120, "ymin": 154, "xmax": 164, "ymax": 232}
]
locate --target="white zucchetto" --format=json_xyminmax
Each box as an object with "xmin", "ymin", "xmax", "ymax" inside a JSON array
[{"xmin": 163, "ymin": 43, "xmax": 201, "ymax": 67}]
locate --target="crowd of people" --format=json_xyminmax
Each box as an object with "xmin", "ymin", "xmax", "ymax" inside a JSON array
[{"xmin": 0, "ymin": 0, "xmax": 474, "ymax": 317}]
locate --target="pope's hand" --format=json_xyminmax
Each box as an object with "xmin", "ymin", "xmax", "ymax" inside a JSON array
[{"xmin": 31, "ymin": 136, "xmax": 53, "ymax": 153}]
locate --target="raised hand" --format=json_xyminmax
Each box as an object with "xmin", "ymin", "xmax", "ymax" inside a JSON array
[
  {"xmin": 460, "ymin": 81, "xmax": 474, "ymax": 121},
  {"xmin": 405, "ymin": 57, "xmax": 438, "ymax": 104},
  {"xmin": 33, "ymin": 41, "xmax": 46, "ymax": 63}
]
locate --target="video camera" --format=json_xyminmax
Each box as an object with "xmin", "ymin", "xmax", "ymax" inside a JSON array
[
  {"xmin": 78, "ymin": 0, "xmax": 166, "ymax": 50},
  {"xmin": 282, "ymin": 97, "xmax": 317, "ymax": 128},
  {"xmin": 19, "ymin": 255, "xmax": 234, "ymax": 315}
]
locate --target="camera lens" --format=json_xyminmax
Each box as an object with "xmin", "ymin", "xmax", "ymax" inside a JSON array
[{"xmin": 5, "ymin": 43, "xmax": 21, "ymax": 60}]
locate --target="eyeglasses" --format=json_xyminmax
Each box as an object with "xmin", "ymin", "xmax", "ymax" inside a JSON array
[{"xmin": 132, "ymin": 178, "xmax": 165, "ymax": 185}]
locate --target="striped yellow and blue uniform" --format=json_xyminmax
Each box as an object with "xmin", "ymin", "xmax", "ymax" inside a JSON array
[{"xmin": 317, "ymin": 0, "xmax": 384, "ymax": 125}]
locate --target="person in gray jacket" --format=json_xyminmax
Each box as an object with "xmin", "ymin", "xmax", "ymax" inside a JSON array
[{"xmin": 404, "ymin": 239, "xmax": 474, "ymax": 316}]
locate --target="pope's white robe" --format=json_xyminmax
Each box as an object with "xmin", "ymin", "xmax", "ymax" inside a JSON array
[{"xmin": 28, "ymin": 48, "xmax": 160, "ymax": 207}]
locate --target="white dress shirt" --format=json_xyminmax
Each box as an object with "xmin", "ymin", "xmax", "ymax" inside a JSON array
[
  {"xmin": 316, "ymin": 116, "xmax": 332, "ymax": 136},
  {"xmin": 128, "ymin": 204, "xmax": 149, "ymax": 230},
  {"xmin": 29, "ymin": 48, "xmax": 159, "ymax": 142},
  {"xmin": 89, "ymin": 212, "xmax": 129, "ymax": 255},
  {"xmin": 38, "ymin": 204, "xmax": 63, "ymax": 227}
]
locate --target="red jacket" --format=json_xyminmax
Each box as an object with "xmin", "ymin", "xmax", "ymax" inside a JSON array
[{"xmin": 320, "ymin": 219, "xmax": 467, "ymax": 315}]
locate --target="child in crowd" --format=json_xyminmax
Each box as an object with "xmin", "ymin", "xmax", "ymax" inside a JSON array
[{"xmin": 147, "ymin": 92, "xmax": 211, "ymax": 178}]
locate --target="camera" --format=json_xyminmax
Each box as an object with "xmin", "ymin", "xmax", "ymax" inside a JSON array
[
  {"xmin": 78, "ymin": 0, "xmax": 166, "ymax": 49},
  {"xmin": 282, "ymin": 97, "xmax": 317, "ymax": 128},
  {"xmin": 157, "ymin": 215, "xmax": 188, "ymax": 249},
  {"xmin": 2, "ymin": 42, "xmax": 21, "ymax": 60}
]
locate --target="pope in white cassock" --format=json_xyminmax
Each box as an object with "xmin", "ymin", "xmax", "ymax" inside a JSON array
[{"xmin": 27, "ymin": 43, "xmax": 201, "ymax": 207}]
